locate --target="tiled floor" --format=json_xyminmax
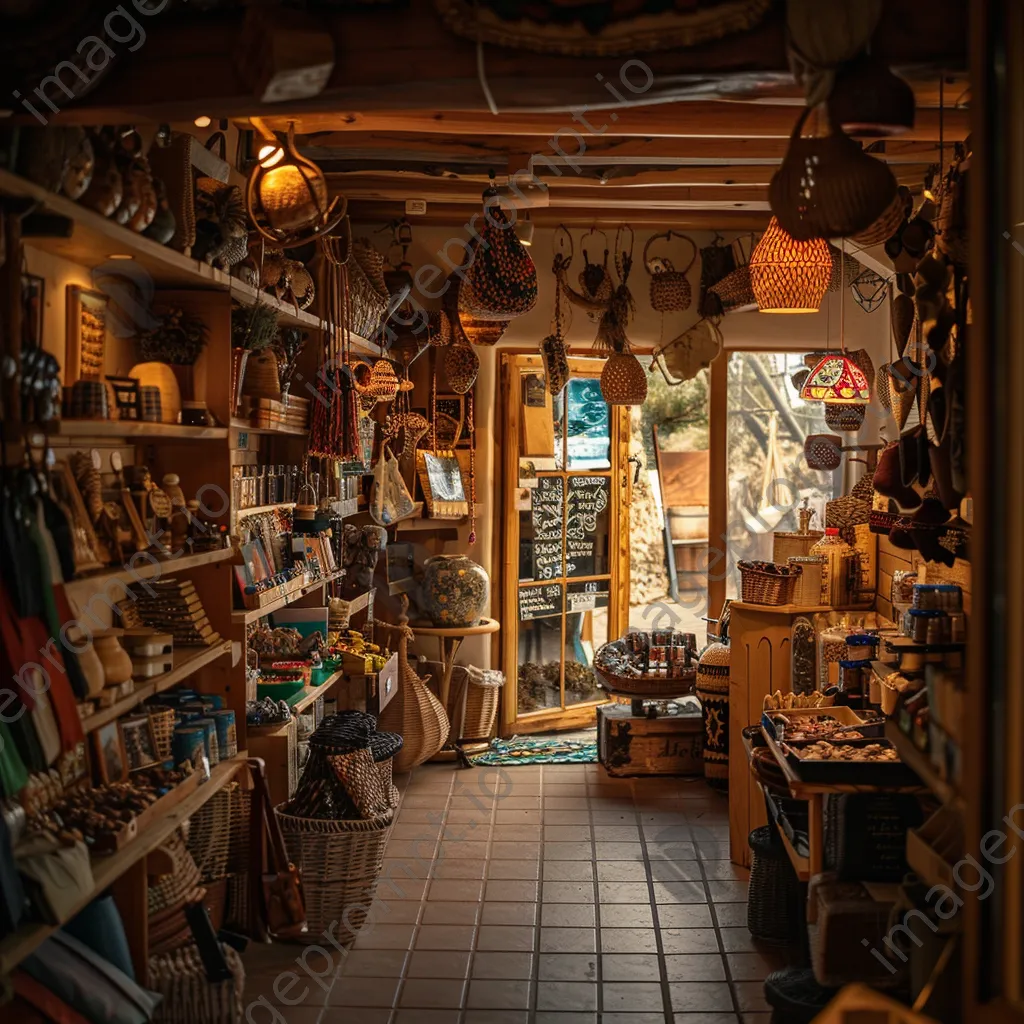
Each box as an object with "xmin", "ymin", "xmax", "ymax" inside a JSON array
[{"xmin": 243, "ymin": 761, "xmax": 787, "ymax": 1023}]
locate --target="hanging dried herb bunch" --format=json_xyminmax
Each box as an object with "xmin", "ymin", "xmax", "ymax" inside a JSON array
[
  {"xmin": 274, "ymin": 328, "xmax": 308, "ymax": 392},
  {"xmin": 231, "ymin": 299, "xmax": 279, "ymax": 352},
  {"xmin": 139, "ymin": 307, "xmax": 208, "ymax": 365}
]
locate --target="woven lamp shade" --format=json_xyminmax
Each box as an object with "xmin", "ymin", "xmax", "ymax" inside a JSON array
[
  {"xmin": 600, "ymin": 352, "xmax": 648, "ymax": 406},
  {"xmin": 800, "ymin": 354, "xmax": 871, "ymax": 404},
  {"xmin": 750, "ymin": 218, "xmax": 832, "ymax": 313}
]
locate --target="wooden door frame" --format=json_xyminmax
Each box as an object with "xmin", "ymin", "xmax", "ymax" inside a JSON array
[{"xmin": 498, "ymin": 351, "xmax": 630, "ymax": 735}]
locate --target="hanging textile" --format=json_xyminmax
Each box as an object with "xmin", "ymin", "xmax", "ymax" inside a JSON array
[{"xmin": 742, "ymin": 413, "xmax": 789, "ymax": 534}]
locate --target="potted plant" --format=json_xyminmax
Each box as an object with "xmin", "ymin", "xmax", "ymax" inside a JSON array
[
  {"xmin": 230, "ymin": 300, "xmax": 278, "ymax": 415},
  {"xmin": 137, "ymin": 306, "xmax": 208, "ymax": 402}
]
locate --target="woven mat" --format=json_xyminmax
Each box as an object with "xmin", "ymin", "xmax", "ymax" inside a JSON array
[{"xmin": 469, "ymin": 735, "xmax": 597, "ymax": 766}]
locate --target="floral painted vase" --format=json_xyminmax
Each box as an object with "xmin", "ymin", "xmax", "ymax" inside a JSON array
[{"xmin": 421, "ymin": 555, "xmax": 489, "ymax": 628}]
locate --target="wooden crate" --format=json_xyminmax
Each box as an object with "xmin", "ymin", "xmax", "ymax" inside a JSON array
[
  {"xmin": 248, "ymin": 719, "xmax": 298, "ymax": 805},
  {"xmin": 597, "ymin": 701, "xmax": 703, "ymax": 777}
]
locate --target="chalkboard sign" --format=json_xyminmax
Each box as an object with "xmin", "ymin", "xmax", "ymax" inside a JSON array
[
  {"xmin": 519, "ymin": 583, "xmax": 563, "ymax": 621},
  {"xmin": 530, "ymin": 476, "xmax": 564, "ymax": 580},
  {"xmin": 565, "ymin": 476, "xmax": 609, "ymax": 577},
  {"xmin": 568, "ymin": 580, "xmax": 609, "ymax": 613}
]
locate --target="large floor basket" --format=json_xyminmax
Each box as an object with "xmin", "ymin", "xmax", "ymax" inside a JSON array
[{"xmin": 276, "ymin": 804, "xmax": 395, "ymax": 944}]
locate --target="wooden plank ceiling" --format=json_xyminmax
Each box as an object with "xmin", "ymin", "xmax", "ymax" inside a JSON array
[{"xmin": 46, "ymin": 0, "xmax": 970, "ymax": 229}]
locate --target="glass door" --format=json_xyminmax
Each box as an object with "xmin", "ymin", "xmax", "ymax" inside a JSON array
[{"xmin": 501, "ymin": 355, "xmax": 630, "ymax": 733}]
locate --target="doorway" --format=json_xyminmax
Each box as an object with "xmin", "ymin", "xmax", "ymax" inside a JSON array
[{"xmin": 499, "ymin": 354, "xmax": 631, "ymax": 733}]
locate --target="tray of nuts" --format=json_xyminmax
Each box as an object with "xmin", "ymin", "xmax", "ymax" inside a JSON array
[
  {"xmin": 780, "ymin": 739, "xmax": 919, "ymax": 786},
  {"xmin": 762, "ymin": 707, "xmax": 885, "ymax": 743}
]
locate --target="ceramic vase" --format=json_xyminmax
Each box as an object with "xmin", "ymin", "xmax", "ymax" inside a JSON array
[
  {"xmin": 421, "ymin": 555, "xmax": 489, "ymax": 628},
  {"xmin": 93, "ymin": 629, "xmax": 133, "ymax": 687}
]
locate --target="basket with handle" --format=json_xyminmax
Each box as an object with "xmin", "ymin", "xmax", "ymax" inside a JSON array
[
  {"xmin": 644, "ymin": 231, "xmax": 698, "ymax": 313},
  {"xmin": 738, "ymin": 560, "xmax": 803, "ymax": 606}
]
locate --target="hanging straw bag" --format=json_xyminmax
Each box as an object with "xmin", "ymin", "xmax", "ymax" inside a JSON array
[
  {"xmin": 644, "ymin": 231, "xmax": 697, "ymax": 313},
  {"xmin": 370, "ymin": 450, "xmax": 416, "ymax": 526},
  {"xmin": 459, "ymin": 196, "xmax": 538, "ymax": 320},
  {"xmin": 770, "ymin": 108, "xmax": 898, "ymax": 241}
]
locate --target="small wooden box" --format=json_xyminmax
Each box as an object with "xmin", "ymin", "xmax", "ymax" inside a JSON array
[
  {"xmin": 248, "ymin": 719, "xmax": 298, "ymax": 804},
  {"xmin": 598, "ymin": 701, "xmax": 703, "ymax": 777}
]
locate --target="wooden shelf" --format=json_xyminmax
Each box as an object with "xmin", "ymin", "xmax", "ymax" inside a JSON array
[
  {"xmin": 289, "ymin": 669, "xmax": 345, "ymax": 714},
  {"xmin": 778, "ymin": 822, "xmax": 812, "ymax": 882},
  {"xmin": 395, "ymin": 515, "xmax": 466, "ymax": 534},
  {"xmin": 232, "ymin": 570, "xmax": 344, "ymax": 625},
  {"xmin": 885, "ymin": 719, "xmax": 962, "ymax": 806},
  {"xmin": 0, "ymin": 752, "xmax": 248, "ymax": 976},
  {"xmin": 54, "ymin": 419, "xmax": 228, "ymax": 441},
  {"xmin": 230, "ymin": 418, "xmax": 308, "ymax": 437},
  {"xmin": 65, "ymin": 547, "xmax": 233, "ymax": 597},
  {"xmin": 234, "ymin": 501, "xmax": 296, "ymax": 519},
  {"xmin": 80, "ymin": 640, "xmax": 233, "ymax": 734}
]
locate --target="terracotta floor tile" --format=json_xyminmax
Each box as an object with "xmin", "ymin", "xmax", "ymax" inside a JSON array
[
  {"xmin": 541, "ymin": 903, "xmax": 597, "ymax": 928},
  {"xmin": 385, "ymin": 839, "xmax": 441, "ymax": 862},
  {"xmin": 391, "ymin": 1010, "xmax": 461, "ymax": 1024},
  {"xmin": 601, "ymin": 952, "xmax": 662, "ymax": 982},
  {"xmin": 543, "ymin": 841, "xmax": 594, "ymax": 861},
  {"xmin": 732, "ymin": 982, "xmax": 771, "ymax": 1012},
  {"xmin": 443, "ymin": 822, "xmax": 491, "ymax": 842},
  {"xmin": 597, "ymin": 881, "xmax": 651, "ymax": 903},
  {"xmin": 414, "ymin": 924, "xmax": 478, "ymax": 951},
  {"xmin": 380, "ymin": 857, "xmax": 431, "ymax": 880},
  {"xmin": 706, "ymin": 881, "xmax": 748, "ymax": 903},
  {"xmin": 596, "ymin": 860, "xmax": 648, "ymax": 881},
  {"xmin": 470, "ymin": 951, "xmax": 535, "ymax": 979},
  {"xmin": 492, "ymin": 825, "xmax": 542, "ymax": 842},
  {"xmin": 490, "ymin": 841, "xmax": 542, "ymax": 860},
  {"xmin": 431, "ymin": 858, "xmax": 487, "ymax": 880},
  {"xmin": 463, "ymin": 1012, "xmax": 531, "ymax": 1024},
  {"xmin": 725, "ymin": 952, "xmax": 786, "ymax": 982},
  {"xmin": 326, "ymin": 975, "xmax": 401, "ymax": 1007},
  {"xmin": 668, "ymin": 982, "xmax": 735, "ymax": 1013},
  {"xmin": 594, "ymin": 842, "xmax": 647, "ymax": 862},
  {"xmin": 421, "ymin": 901, "xmax": 482, "ymax": 925},
  {"xmin": 543, "ymin": 797, "xmax": 587, "ymax": 809},
  {"xmin": 446, "ymin": 807, "xmax": 491, "ymax": 823},
  {"xmin": 427, "ymin": 878, "xmax": 484, "ymax": 902},
  {"xmin": 602, "ymin": 981, "xmax": 666, "ymax": 1012},
  {"xmin": 495, "ymin": 796, "xmax": 543, "ymax": 809},
  {"xmin": 592, "ymin": 825, "xmax": 642, "ymax": 842},
  {"xmin": 537, "ymin": 952, "xmax": 599, "ymax": 982},
  {"xmin": 656, "ymin": 905, "xmax": 714, "ymax": 929},
  {"xmin": 710, "ymin": 904, "xmax": 748, "ymax": 928},
  {"xmin": 663, "ymin": 954, "xmax": 728, "ymax": 982},
  {"xmin": 542, "ymin": 860, "xmax": 595, "ymax": 881},
  {"xmin": 336, "ymin": 948, "xmax": 408, "ymax": 977},
  {"xmin": 598, "ymin": 928, "xmax": 659, "ymax": 954},
  {"xmin": 384, "ymin": 877, "xmax": 430, "ymax": 901},
  {"xmin": 405, "ymin": 949, "xmax": 472, "ymax": 978},
  {"xmin": 543, "ymin": 825, "xmax": 593, "ymax": 842},
  {"xmin": 543, "ymin": 810, "xmax": 593, "ymax": 825},
  {"xmin": 438, "ymin": 840, "xmax": 490, "ymax": 860},
  {"xmin": 488, "ymin": 859, "xmax": 541, "ymax": 880},
  {"xmin": 352, "ymin": 924, "xmax": 417, "ymax": 950},
  {"xmin": 652, "ymin": 881, "xmax": 709, "ymax": 904},
  {"xmin": 391, "ymin": 822, "xmax": 444, "ymax": 841},
  {"xmin": 543, "ymin": 880, "xmax": 595, "ymax": 903},
  {"xmin": 670, "ymin": 1016, "xmax": 741, "ymax": 1023},
  {"xmin": 465, "ymin": 979, "xmax": 533, "ymax": 1010},
  {"xmin": 534, "ymin": 1014, "xmax": 598, "ymax": 1024},
  {"xmin": 475, "ymin": 925, "xmax": 537, "ymax": 952},
  {"xmin": 599, "ymin": 903, "xmax": 654, "ymax": 929},
  {"xmin": 485, "ymin": 879, "xmax": 540, "ymax": 902},
  {"xmin": 319, "ymin": 1010, "xmax": 391, "ymax": 1024},
  {"xmin": 495, "ymin": 808, "xmax": 542, "ymax": 824},
  {"xmin": 397, "ymin": 978, "xmax": 467, "ymax": 1009},
  {"xmin": 366, "ymin": 899, "xmax": 422, "ymax": 924},
  {"xmin": 539, "ymin": 927, "xmax": 597, "ymax": 953},
  {"xmin": 717, "ymin": 929, "xmax": 760, "ymax": 953},
  {"xmin": 481, "ymin": 901, "xmax": 539, "ymax": 926},
  {"xmin": 660, "ymin": 929, "xmax": 722, "ymax": 955},
  {"xmin": 649, "ymin": 861, "xmax": 704, "ymax": 883}
]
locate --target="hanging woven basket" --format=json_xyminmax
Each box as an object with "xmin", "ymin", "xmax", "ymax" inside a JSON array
[
  {"xmin": 824, "ymin": 402, "xmax": 866, "ymax": 432},
  {"xmin": 444, "ymin": 343, "xmax": 480, "ymax": 394},
  {"xmin": 541, "ymin": 332, "xmax": 570, "ymax": 396},
  {"xmin": 769, "ymin": 108, "xmax": 899, "ymax": 241},
  {"xmin": 427, "ymin": 310, "xmax": 451, "ymax": 347},
  {"xmin": 600, "ymin": 351, "xmax": 648, "ymax": 406},
  {"xmin": 750, "ymin": 218, "xmax": 832, "ymax": 313}
]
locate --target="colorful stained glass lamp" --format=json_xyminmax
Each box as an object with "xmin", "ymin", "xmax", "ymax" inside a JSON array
[{"xmin": 800, "ymin": 355, "xmax": 871, "ymax": 403}]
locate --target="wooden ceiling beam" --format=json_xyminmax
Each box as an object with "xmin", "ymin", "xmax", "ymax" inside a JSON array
[
  {"xmin": 275, "ymin": 105, "xmax": 969, "ymax": 142},
  {"xmin": 302, "ymin": 133, "xmax": 948, "ymax": 166},
  {"xmin": 39, "ymin": 0, "xmax": 967, "ymax": 125}
]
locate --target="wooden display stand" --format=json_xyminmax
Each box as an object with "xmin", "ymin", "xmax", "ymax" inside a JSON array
[{"xmin": 597, "ymin": 699, "xmax": 703, "ymax": 777}]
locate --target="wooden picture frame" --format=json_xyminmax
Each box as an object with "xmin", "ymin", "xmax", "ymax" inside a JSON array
[
  {"xmin": 50, "ymin": 459, "xmax": 108, "ymax": 572},
  {"xmin": 66, "ymin": 285, "xmax": 108, "ymax": 384},
  {"xmin": 120, "ymin": 715, "xmax": 160, "ymax": 771},
  {"xmin": 417, "ymin": 449, "xmax": 469, "ymax": 519},
  {"xmin": 92, "ymin": 720, "xmax": 128, "ymax": 783}
]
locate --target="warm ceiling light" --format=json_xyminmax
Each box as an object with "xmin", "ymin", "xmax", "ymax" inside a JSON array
[
  {"xmin": 257, "ymin": 144, "xmax": 285, "ymax": 169},
  {"xmin": 106, "ymin": 253, "xmax": 134, "ymax": 260},
  {"xmin": 518, "ymin": 212, "xmax": 535, "ymax": 247},
  {"xmin": 193, "ymin": 115, "xmax": 212, "ymax": 128},
  {"xmin": 800, "ymin": 354, "xmax": 871, "ymax": 404},
  {"xmin": 749, "ymin": 217, "xmax": 832, "ymax": 313}
]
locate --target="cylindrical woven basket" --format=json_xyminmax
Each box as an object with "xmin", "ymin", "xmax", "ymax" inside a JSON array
[
  {"xmin": 747, "ymin": 825, "xmax": 803, "ymax": 946},
  {"xmin": 185, "ymin": 783, "xmax": 236, "ymax": 882},
  {"xmin": 148, "ymin": 941, "xmax": 245, "ymax": 1024},
  {"xmin": 696, "ymin": 641, "xmax": 730, "ymax": 788},
  {"xmin": 738, "ymin": 560, "xmax": 802, "ymax": 606},
  {"xmin": 148, "ymin": 832, "xmax": 202, "ymax": 917},
  {"xmin": 462, "ymin": 670, "xmax": 503, "ymax": 740},
  {"xmin": 600, "ymin": 352, "xmax": 648, "ymax": 406},
  {"xmin": 276, "ymin": 805, "xmax": 395, "ymax": 942}
]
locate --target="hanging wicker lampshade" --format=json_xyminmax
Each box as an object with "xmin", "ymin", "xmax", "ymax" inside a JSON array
[
  {"xmin": 750, "ymin": 218, "xmax": 832, "ymax": 313},
  {"xmin": 247, "ymin": 123, "xmax": 346, "ymax": 248},
  {"xmin": 800, "ymin": 354, "xmax": 871, "ymax": 404},
  {"xmin": 600, "ymin": 352, "xmax": 648, "ymax": 406}
]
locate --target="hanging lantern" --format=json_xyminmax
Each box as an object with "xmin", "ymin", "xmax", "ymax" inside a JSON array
[
  {"xmin": 800, "ymin": 354, "xmax": 871, "ymax": 404},
  {"xmin": 750, "ymin": 218, "xmax": 832, "ymax": 313},
  {"xmin": 247, "ymin": 123, "xmax": 346, "ymax": 248},
  {"xmin": 351, "ymin": 359, "xmax": 414, "ymax": 407}
]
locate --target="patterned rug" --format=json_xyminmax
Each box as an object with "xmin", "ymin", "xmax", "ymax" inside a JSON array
[{"xmin": 468, "ymin": 734, "xmax": 598, "ymax": 766}]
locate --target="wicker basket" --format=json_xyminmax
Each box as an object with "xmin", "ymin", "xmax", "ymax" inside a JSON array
[
  {"xmin": 594, "ymin": 666, "xmax": 697, "ymax": 699},
  {"xmin": 276, "ymin": 805, "xmax": 395, "ymax": 942},
  {"xmin": 462, "ymin": 667, "xmax": 503, "ymax": 740},
  {"xmin": 850, "ymin": 191, "xmax": 907, "ymax": 247},
  {"xmin": 600, "ymin": 352, "xmax": 648, "ymax": 406},
  {"xmin": 148, "ymin": 941, "xmax": 245, "ymax": 1024},
  {"xmin": 444, "ymin": 343, "xmax": 480, "ymax": 395},
  {"xmin": 747, "ymin": 825, "xmax": 803, "ymax": 946},
  {"xmin": 738, "ymin": 560, "xmax": 802, "ymax": 605},
  {"xmin": 185, "ymin": 783, "xmax": 239, "ymax": 882},
  {"xmin": 149, "ymin": 832, "xmax": 202, "ymax": 916}
]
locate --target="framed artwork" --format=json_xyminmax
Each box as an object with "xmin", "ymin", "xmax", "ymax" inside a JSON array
[
  {"xmin": 50, "ymin": 459, "xmax": 107, "ymax": 572},
  {"xmin": 92, "ymin": 720, "xmax": 127, "ymax": 783},
  {"xmin": 417, "ymin": 449, "xmax": 468, "ymax": 519},
  {"xmin": 21, "ymin": 274, "xmax": 45, "ymax": 350},
  {"xmin": 120, "ymin": 715, "xmax": 160, "ymax": 770},
  {"xmin": 66, "ymin": 285, "xmax": 108, "ymax": 383}
]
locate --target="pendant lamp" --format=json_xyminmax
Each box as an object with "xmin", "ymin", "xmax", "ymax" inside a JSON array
[
  {"xmin": 352, "ymin": 358, "xmax": 414, "ymax": 406},
  {"xmin": 800, "ymin": 244, "xmax": 871, "ymax": 405},
  {"xmin": 750, "ymin": 218, "xmax": 832, "ymax": 313}
]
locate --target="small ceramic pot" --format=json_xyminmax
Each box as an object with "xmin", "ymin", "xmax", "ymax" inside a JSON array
[
  {"xmin": 68, "ymin": 628, "xmax": 105, "ymax": 698},
  {"xmin": 421, "ymin": 555, "xmax": 489, "ymax": 628},
  {"xmin": 92, "ymin": 629, "xmax": 133, "ymax": 687}
]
